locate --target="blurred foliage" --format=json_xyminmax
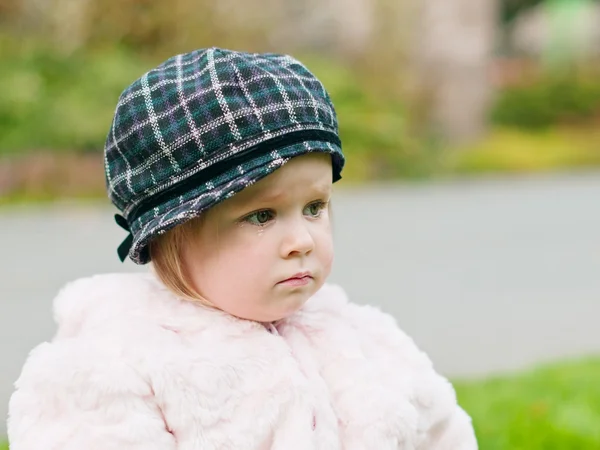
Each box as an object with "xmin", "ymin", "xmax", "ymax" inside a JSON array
[
  {"xmin": 0, "ymin": 34, "xmax": 144, "ymax": 152},
  {"xmin": 450, "ymin": 126, "xmax": 600, "ymax": 174},
  {"xmin": 501, "ymin": 0, "xmax": 600, "ymax": 23},
  {"xmin": 455, "ymin": 357, "xmax": 600, "ymax": 449},
  {"xmin": 502, "ymin": 0, "xmax": 546, "ymax": 23},
  {"xmin": 302, "ymin": 56, "xmax": 439, "ymax": 181},
  {"xmin": 0, "ymin": 441, "xmax": 6, "ymax": 450},
  {"xmin": 491, "ymin": 72, "xmax": 600, "ymax": 129},
  {"xmin": 0, "ymin": 0, "xmax": 276, "ymax": 56},
  {"xmin": 0, "ymin": 0, "xmax": 410, "ymax": 63}
]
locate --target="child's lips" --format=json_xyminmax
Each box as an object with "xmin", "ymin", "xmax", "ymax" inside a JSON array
[
  {"xmin": 278, "ymin": 272, "xmax": 313, "ymax": 286},
  {"xmin": 278, "ymin": 276, "xmax": 312, "ymax": 287}
]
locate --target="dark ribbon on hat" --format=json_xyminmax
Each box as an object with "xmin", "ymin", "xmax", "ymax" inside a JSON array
[
  {"xmin": 114, "ymin": 213, "xmax": 133, "ymax": 263},
  {"xmin": 113, "ymin": 129, "xmax": 342, "ymax": 263}
]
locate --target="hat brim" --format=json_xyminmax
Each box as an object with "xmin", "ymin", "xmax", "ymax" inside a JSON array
[{"xmin": 127, "ymin": 139, "xmax": 343, "ymax": 264}]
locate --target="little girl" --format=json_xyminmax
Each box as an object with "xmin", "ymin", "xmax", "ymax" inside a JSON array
[{"xmin": 8, "ymin": 47, "xmax": 477, "ymax": 449}]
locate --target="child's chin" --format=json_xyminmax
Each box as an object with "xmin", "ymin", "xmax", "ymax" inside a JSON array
[
  {"xmin": 258, "ymin": 297, "xmax": 310, "ymax": 323},
  {"xmin": 282, "ymin": 292, "xmax": 313, "ymax": 313}
]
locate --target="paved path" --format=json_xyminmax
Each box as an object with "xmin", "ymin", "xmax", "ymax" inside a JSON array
[{"xmin": 2, "ymin": 171, "xmax": 600, "ymax": 434}]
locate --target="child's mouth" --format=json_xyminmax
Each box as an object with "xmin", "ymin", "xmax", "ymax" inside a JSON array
[{"xmin": 278, "ymin": 272, "xmax": 313, "ymax": 286}]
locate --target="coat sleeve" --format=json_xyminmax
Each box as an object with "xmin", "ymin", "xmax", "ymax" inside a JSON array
[
  {"xmin": 7, "ymin": 339, "xmax": 177, "ymax": 450},
  {"xmin": 330, "ymin": 286, "xmax": 478, "ymax": 450},
  {"xmin": 418, "ymin": 404, "xmax": 478, "ymax": 450}
]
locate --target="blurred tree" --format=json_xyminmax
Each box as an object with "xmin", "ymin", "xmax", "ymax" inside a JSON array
[{"xmin": 409, "ymin": 0, "xmax": 498, "ymax": 145}]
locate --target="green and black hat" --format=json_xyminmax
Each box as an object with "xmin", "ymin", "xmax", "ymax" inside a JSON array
[{"xmin": 104, "ymin": 47, "xmax": 345, "ymax": 264}]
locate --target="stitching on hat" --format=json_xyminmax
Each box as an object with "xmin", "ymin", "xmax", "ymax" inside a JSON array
[
  {"xmin": 207, "ymin": 48, "xmax": 242, "ymax": 141},
  {"xmin": 140, "ymin": 73, "xmax": 180, "ymax": 172},
  {"xmin": 253, "ymin": 56, "xmax": 299, "ymax": 127},
  {"xmin": 104, "ymin": 151, "xmax": 129, "ymax": 205},
  {"xmin": 280, "ymin": 64, "xmax": 322, "ymax": 127},
  {"xmin": 106, "ymin": 113, "xmax": 135, "ymax": 203},
  {"xmin": 175, "ymin": 53, "xmax": 205, "ymax": 156},
  {"xmin": 229, "ymin": 58, "xmax": 271, "ymax": 139}
]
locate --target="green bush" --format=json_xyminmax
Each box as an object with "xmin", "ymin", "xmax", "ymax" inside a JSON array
[
  {"xmin": 492, "ymin": 74, "xmax": 600, "ymax": 129},
  {"xmin": 0, "ymin": 35, "xmax": 149, "ymax": 154},
  {"xmin": 451, "ymin": 126, "xmax": 600, "ymax": 174}
]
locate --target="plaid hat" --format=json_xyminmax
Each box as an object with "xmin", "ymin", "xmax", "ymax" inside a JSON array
[{"xmin": 105, "ymin": 47, "xmax": 345, "ymax": 264}]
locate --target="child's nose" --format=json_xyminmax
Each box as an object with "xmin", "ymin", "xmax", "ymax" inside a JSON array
[{"xmin": 280, "ymin": 220, "xmax": 315, "ymax": 258}]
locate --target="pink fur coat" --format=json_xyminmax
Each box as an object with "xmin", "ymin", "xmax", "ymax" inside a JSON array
[{"xmin": 8, "ymin": 273, "xmax": 477, "ymax": 449}]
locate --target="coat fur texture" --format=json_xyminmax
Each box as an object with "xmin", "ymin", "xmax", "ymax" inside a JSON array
[{"xmin": 8, "ymin": 273, "xmax": 477, "ymax": 449}]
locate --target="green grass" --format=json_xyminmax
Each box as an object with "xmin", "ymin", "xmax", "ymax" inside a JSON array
[
  {"xmin": 0, "ymin": 441, "xmax": 7, "ymax": 450},
  {"xmin": 454, "ymin": 357, "xmax": 600, "ymax": 449}
]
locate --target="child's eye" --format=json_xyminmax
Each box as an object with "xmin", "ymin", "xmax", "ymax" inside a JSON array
[
  {"xmin": 244, "ymin": 209, "xmax": 275, "ymax": 226},
  {"xmin": 304, "ymin": 201, "xmax": 326, "ymax": 218}
]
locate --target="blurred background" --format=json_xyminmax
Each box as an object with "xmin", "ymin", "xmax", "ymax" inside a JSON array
[{"xmin": 1, "ymin": 0, "xmax": 600, "ymax": 448}]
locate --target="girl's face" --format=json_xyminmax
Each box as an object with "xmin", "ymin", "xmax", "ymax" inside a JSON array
[{"xmin": 181, "ymin": 153, "xmax": 334, "ymax": 323}]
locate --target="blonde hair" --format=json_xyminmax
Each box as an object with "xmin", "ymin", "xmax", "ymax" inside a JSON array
[{"xmin": 149, "ymin": 216, "xmax": 214, "ymax": 306}]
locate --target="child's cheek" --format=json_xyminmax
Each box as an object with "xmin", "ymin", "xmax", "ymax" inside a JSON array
[
  {"xmin": 224, "ymin": 237, "xmax": 272, "ymax": 277},
  {"xmin": 323, "ymin": 244, "xmax": 334, "ymax": 274},
  {"xmin": 318, "ymin": 229, "xmax": 335, "ymax": 273}
]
